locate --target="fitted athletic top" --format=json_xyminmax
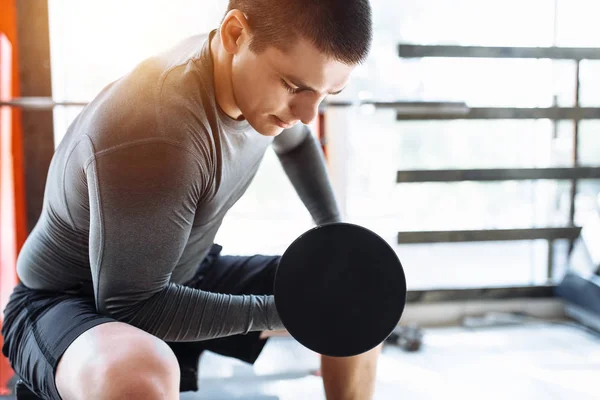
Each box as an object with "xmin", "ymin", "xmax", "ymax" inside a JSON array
[{"xmin": 15, "ymin": 30, "xmax": 341, "ymax": 342}]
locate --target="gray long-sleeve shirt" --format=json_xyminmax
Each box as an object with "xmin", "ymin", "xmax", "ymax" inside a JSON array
[{"xmin": 15, "ymin": 30, "xmax": 341, "ymax": 342}]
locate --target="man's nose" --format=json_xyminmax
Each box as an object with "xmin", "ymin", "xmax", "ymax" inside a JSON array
[{"xmin": 291, "ymin": 94, "xmax": 325, "ymax": 125}]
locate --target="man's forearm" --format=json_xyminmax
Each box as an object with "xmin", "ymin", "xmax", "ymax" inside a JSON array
[
  {"xmin": 103, "ymin": 283, "xmax": 284, "ymax": 342},
  {"xmin": 276, "ymin": 131, "xmax": 342, "ymax": 225}
]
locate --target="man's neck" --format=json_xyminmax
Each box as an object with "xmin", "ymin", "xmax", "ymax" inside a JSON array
[{"xmin": 210, "ymin": 31, "xmax": 244, "ymax": 121}]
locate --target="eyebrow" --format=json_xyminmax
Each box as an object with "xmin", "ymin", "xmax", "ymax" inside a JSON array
[{"xmin": 284, "ymin": 75, "xmax": 346, "ymax": 95}]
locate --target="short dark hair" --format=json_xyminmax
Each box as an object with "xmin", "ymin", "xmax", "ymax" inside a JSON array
[{"xmin": 225, "ymin": 0, "xmax": 373, "ymax": 65}]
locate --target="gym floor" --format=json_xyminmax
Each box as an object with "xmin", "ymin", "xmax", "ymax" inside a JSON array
[
  {"xmin": 178, "ymin": 321, "xmax": 599, "ymax": 400},
  {"xmin": 1, "ymin": 320, "xmax": 598, "ymax": 399}
]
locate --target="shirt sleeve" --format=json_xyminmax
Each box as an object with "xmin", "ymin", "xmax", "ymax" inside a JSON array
[
  {"xmin": 86, "ymin": 140, "xmax": 283, "ymax": 341},
  {"xmin": 273, "ymin": 125, "xmax": 342, "ymax": 225}
]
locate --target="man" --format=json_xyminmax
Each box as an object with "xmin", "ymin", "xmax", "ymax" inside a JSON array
[{"xmin": 2, "ymin": 0, "xmax": 377, "ymax": 399}]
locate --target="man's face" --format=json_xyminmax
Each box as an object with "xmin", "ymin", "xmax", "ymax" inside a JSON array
[{"xmin": 230, "ymin": 36, "xmax": 355, "ymax": 136}]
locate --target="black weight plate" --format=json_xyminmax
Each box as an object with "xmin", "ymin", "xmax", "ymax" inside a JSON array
[{"xmin": 274, "ymin": 223, "xmax": 407, "ymax": 357}]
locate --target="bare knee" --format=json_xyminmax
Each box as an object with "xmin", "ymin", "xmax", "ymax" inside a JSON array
[
  {"xmin": 56, "ymin": 322, "xmax": 180, "ymax": 400},
  {"xmin": 90, "ymin": 337, "xmax": 179, "ymax": 399}
]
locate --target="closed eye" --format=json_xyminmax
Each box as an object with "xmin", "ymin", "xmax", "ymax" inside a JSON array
[
  {"xmin": 281, "ymin": 76, "xmax": 346, "ymax": 96},
  {"xmin": 280, "ymin": 79, "xmax": 303, "ymax": 94}
]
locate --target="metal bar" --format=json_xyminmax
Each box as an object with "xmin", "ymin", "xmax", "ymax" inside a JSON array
[
  {"xmin": 406, "ymin": 285, "xmax": 556, "ymax": 303},
  {"xmin": 396, "ymin": 106, "xmax": 600, "ymax": 120},
  {"xmin": 0, "ymin": 31, "xmax": 18, "ymax": 396},
  {"xmin": 396, "ymin": 167, "xmax": 600, "ymax": 183},
  {"xmin": 553, "ymin": 0, "xmax": 560, "ymax": 46},
  {"xmin": 551, "ymin": 97, "xmax": 559, "ymax": 138},
  {"xmin": 0, "ymin": 97, "xmax": 88, "ymax": 109},
  {"xmin": 569, "ymin": 61, "xmax": 582, "ymax": 254},
  {"xmin": 397, "ymin": 227, "xmax": 581, "ymax": 244},
  {"xmin": 398, "ymin": 44, "xmax": 600, "ymax": 60},
  {"xmin": 547, "ymin": 239, "xmax": 554, "ymax": 281},
  {"xmin": 16, "ymin": 0, "xmax": 55, "ymax": 233},
  {"xmin": 2, "ymin": 98, "xmax": 470, "ymax": 113},
  {"xmin": 326, "ymin": 100, "xmax": 469, "ymax": 112}
]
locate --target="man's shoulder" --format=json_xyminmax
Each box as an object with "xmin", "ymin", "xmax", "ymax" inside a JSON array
[{"xmin": 77, "ymin": 33, "xmax": 215, "ymax": 152}]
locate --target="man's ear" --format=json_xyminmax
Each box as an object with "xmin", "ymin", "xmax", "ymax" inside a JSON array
[{"xmin": 219, "ymin": 9, "xmax": 251, "ymax": 55}]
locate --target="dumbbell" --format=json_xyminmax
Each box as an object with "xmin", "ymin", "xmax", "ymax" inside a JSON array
[{"xmin": 274, "ymin": 222, "xmax": 407, "ymax": 357}]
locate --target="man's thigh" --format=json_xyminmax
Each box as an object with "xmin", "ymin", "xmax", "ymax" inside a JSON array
[{"xmin": 1, "ymin": 284, "xmax": 115, "ymax": 400}]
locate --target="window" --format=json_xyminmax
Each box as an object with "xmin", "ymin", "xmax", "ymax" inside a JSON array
[{"xmin": 329, "ymin": 0, "xmax": 600, "ymax": 289}]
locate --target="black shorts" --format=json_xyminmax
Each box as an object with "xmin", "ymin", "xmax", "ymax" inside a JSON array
[{"xmin": 1, "ymin": 244, "xmax": 281, "ymax": 399}]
